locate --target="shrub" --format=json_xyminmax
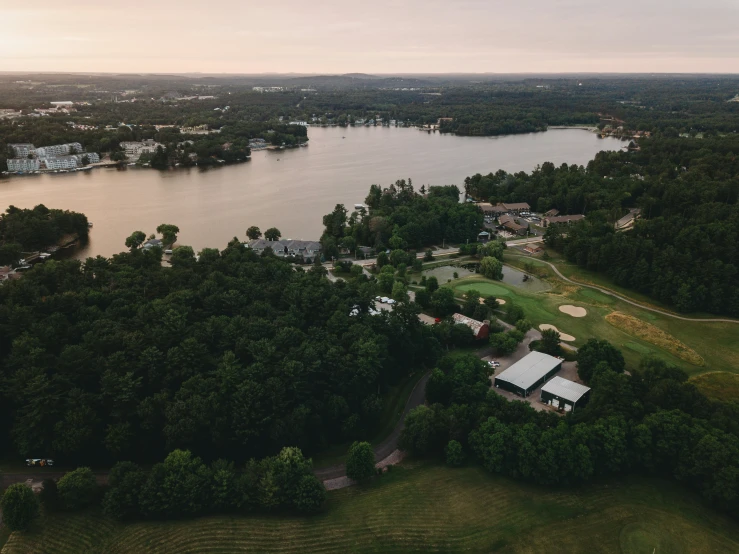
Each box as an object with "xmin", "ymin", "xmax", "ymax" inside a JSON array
[
  {"xmin": 58, "ymin": 467, "xmax": 98, "ymax": 510},
  {"xmin": 1, "ymin": 483, "xmax": 40, "ymax": 531},
  {"xmin": 445, "ymin": 440, "xmax": 466, "ymax": 467},
  {"xmin": 346, "ymin": 441, "xmax": 375, "ymax": 482}
]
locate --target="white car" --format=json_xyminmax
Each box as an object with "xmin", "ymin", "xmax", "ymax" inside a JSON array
[
  {"xmin": 386, "ymin": 298, "xmax": 396, "ymax": 305},
  {"xmin": 380, "ymin": 297, "xmax": 390, "ymax": 303},
  {"xmin": 488, "ymin": 360, "xmax": 501, "ymax": 368}
]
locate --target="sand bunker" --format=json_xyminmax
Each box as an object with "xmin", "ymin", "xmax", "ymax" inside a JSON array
[
  {"xmin": 559, "ymin": 305, "xmax": 587, "ymax": 317},
  {"xmin": 539, "ymin": 324, "xmax": 575, "ymax": 342},
  {"xmin": 478, "ymin": 297, "xmax": 506, "ymax": 305}
]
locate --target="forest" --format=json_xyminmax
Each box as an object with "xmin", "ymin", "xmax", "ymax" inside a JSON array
[
  {"xmin": 400, "ymin": 348, "xmax": 739, "ymax": 521},
  {"xmin": 464, "ymin": 135, "xmax": 739, "ymax": 316},
  {"xmin": 0, "ymin": 205, "xmax": 89, "ymax": 265},
  {"xmin": 0, "ymin": 235, "xmax": 440, "ymax": 466},
  {"xmin": 319, "ymin": 181, "xmax": 483, "ymax": 258}
]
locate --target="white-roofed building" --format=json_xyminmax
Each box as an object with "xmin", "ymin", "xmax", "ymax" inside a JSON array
[
  {"xmin": 540, "ymin": 376, "xmax": 591, "ymax": 412},
  {"xmin": 493, "ymin": 351, "xmax": 562, "ymax": 397}
]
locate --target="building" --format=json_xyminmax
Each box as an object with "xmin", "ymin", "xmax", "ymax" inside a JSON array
[
  {"xmin": 142, "ymin": 238, "xmax": 163, "ymax": 250},
  {"xmin": 50, "ymin": 101, "xmax": 74, "ymax": 107},
  {"xmin": 6, "ymin": 158, "xmax": 40, "ymax": 172},
  {"xmin": 502, "ymin": 202, "xmax": 531, "ymax": 214},
  {"xmin": 499, "ymin": 214, "xmax": 526, "ymax": 236},
  {"xmin": 542, "ymin": 214, "xmax": 585, "ymax": 227},
  {"xmin": 74, "ymin": 152, "xmax": 100, "ymax": 164},
  {"xmin": 36, "ymin": 143, "xmax": 82, "ymax": 157},
  {"xmin": 41, "ymin": 155, "xmax": 78, "ymax": 170},
  {"xmin": 246, "ymin": 239, "xmax": 322, "ymax": 263},
  {"xmin": 9, "ymin": 143, "xmax": 35, "ymax": 157},
  {"xmin": 479, "ymin": 202, "xmax": 531, "ymax": 217},
  {"xmin": 451, "ymin": 313, "xmax": 490, "ymax": 340},
  {"xmin": 120, "ymin": 140, "xmax": 163, "ymax": 161},
  {"xmin": 494, "ymin": 351, "xmax": 562, "ymax": 397},
  {"xmin": 543, "ymin": 208, "xmax": 560, "ymax": 217},
  {"xmin": 523, "ymin": 244, "xmax": 543, "ymax": 255},
  {"xmin": 540, "ymin": 376, "xmax": 591, "ymax": 412}
]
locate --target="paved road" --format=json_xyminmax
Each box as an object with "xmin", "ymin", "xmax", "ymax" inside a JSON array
[
  {"xmin": 313, "ymin": 371, "xmax": 431, "ymax": 480},
  {"xmin": 519, "ymin": 256, "xmax": 739, "ymax": 325}
]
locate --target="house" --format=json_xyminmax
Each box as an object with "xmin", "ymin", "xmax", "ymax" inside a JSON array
[
  {"xmin": 498, "ymin": 215, "xmax": 526, "ymax": 236},
  {"xmin": 480, "ymin": 202, "xmax": 531, "ymax": 217},
  {"xmin": 246, "ymin": 239, "xmax": 322, "ymax": 263},
  {"xmin": 540, "ymin": 376, "xmax": 590, "ymax": 412},
  {"xmin": 120, "ymin": 140, "xmax": 164, "ymax": 161},
  {"xmin": 452, "ymin": 313, "xmax": 490, "ymax": 340},
  {"xmin": 523, "ymin": 245, "xmax": 543, "ymax": 255},
  {"xmin": 542, "ymin": 214, "xmax": 585, "ymax": 227},
  {"xmin": 494, "ymin": 352, "xmax": 563, "ymax": 397},
  {"xmin": 142, "ymin": 238, "xmax": 163, "ymax": 250},
  {"xmin": 501, "ymin": 202, "xmax": 531, "ymax": 214},
  {"xmin": 543, "ymin": 209, "xmax": 560, "ymax": 217},
  {"xmin": 477, "ymin": 231, "xmax": 491, "ymax": 242}
]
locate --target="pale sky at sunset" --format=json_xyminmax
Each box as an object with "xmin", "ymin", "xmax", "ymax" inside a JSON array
[{"xmin": 2, "ymin": 0, "xmax": 738, "ymax": 74}]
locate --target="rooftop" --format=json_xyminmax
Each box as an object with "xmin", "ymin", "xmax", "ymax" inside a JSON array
[
  {"xmin": 451, "ymin": 313, "xmax": 488, "ymax": 337},
  {"xmin": 541, "ymin": 376, "xmax": 590, "ymax": 403},
  {"xmin": 495, "ymin": 351, "xmax": 562, "ymax": 390}
]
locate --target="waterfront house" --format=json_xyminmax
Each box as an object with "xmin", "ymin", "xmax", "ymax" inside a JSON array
[{"xmin": 246, "ymin": 239, "xmax": 322, "ymax": 263}]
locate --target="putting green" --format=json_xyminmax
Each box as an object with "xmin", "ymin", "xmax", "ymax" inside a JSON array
[{"xmin": 456, "ymin": 282, "xmax": 511, "ymax": 297}]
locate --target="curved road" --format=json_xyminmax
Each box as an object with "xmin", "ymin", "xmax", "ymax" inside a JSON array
[
  {"xmin": 313, "ymin": 371, "xmax": 431, "ymax": 481},
  {"xmin": 513, "ymin": 255, "xmax": 739, "ymax": 325}
]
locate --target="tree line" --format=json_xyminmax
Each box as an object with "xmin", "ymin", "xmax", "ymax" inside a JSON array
[
  {"xmin": 464, "ymin": 135, "xmax": 739, "ymax": 316},
  {"xmin": 0, "ymin": 229, "xmax": 442, "ymax": 466},
  {"xmin": 400, "ymin": 346, "xmax": 739, "ymax": 521},
  {"xmin": 0, "ymin": 205, "xmax": 89, "ymax": 265}
]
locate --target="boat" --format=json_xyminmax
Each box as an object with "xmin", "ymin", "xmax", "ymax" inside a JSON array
[
  {"xmin": 88, "ymin": 222, "xmax": 93, "ymax": 228},
  {"xmin": 38, "ymin": 253, "xmax": 51, "ymax": 260},
  {"xmin": 164, "ymin": 249, "xmax": 173, "ymax": 255}
]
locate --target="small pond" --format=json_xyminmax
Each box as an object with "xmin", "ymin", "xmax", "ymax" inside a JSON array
[{"xmin": 422, "ymin": 263, "xmax": 550, "ymax": 292}]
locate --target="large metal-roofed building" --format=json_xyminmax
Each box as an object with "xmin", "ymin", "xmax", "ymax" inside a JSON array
[
  {"xmin": 493, "ymin": 351, "xmax": 562, "ymax": 397},
  {"xmin": 540, "ymin": 376, "xmax": 591, "ymax": 412}
]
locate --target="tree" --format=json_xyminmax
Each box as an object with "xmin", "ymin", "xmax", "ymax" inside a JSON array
[
  {"xmin": 293, "ymin": 474, "xmax": 326, "ymax": 512},
  {"xmin": 0, "ymin": 483, "xmax": 40, "ymax": 531},
  {"xmin": 265, "ymin": 227, "xmax": 282, "ymax": 241},
  {"xmin": 57, "ymin": 467, "xmax": 98, "ymax": 510},
  {"xmin": 489, "ymin": 330, "xmax": 524, "ymax": 355},
  {"xmin": 391, "ymin": 280, "xmax": 408, "ymax": 301},
  {"xmin": 577, "ymin": 339, "xmax": 626, "ymax": 383},
  {"xmin": 515, "ymin": 318, "xmax": 532, "ymax": 334},
  {"xmin": 424, "ymin": 249, "xmax": 434, "ymax": 261},
  {"xmin": 124, "ymin": 230, "xmax": 146, "ymax": 251},
  {"xmin": 399, "ymin": 406, "xmax": 441, "ymax": 455},
  {"xmin": 539, "ymin": 329, "xmax": 561, "ymax": 356},
  {"xmin": 156, "ymin": 224, "xmax": 180, "ymax": 246},
  {"xmin": 414, "ymin": 288, "xmax": 431, "ymax": 309},
  {"xmin": 480, "ymin": 256, "xmax": 503, "ymax": 280},
  {"xmin": 445, "ymin": 440, "xmax": 465, "ymax": 467},
  {"xmin": 426, "ymin": 276, "xmax": 439, "ymax": 293},
  {"xmin": 103, "ymin": 461, "xmax": 147, "ymax": 520},
  {"xmin": 39, "ymin": 479, "xmax": 60, "ymax": 512},
  {"xmin": 246, "ymin": 226, "xmax": 262, "ymax": 240},
  {"xmin": 346, "ymin": 441, "xmax": 375, "ymax": 481},
  {"xmin": 431, "ymin": 288, "xmax": 458, "ymax": 317}
]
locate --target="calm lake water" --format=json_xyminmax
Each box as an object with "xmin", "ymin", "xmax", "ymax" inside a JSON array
[{"xmin": 0, "ymin": 127, "xmax": 623, "ymax": 259}]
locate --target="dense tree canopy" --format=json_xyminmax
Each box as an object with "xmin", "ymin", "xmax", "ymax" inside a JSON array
[{"xmin": 0, "ymin": 234, "xmax": 440, "ymax": 465}]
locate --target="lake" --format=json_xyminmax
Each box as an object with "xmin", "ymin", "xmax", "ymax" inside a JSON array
[{"xmin": 0, "ymin": 126, "xmax": 624, "ymax": 259}]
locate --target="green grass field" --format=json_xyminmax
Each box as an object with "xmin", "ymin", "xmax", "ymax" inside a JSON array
[
  {"xmin": 691, "ymin": 372, "xmax": 739, "ymax": 403},
  {"xmin": 4, "ymin": 464, "xmax": 739, "ymax": 553},
  {"xmin": 449, "ymin": 255, "xmax": 739, "ymax": 377}
]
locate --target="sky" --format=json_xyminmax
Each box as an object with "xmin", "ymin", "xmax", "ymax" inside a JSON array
[{"xmin": 2, "ymin": 0, "xmax": 738, "ymax": 74}]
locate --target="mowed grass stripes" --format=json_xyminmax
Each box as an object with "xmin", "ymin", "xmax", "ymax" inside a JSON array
[{"xmin": 4, "ymin": 464, "xmax": 739, "ymax": 553}]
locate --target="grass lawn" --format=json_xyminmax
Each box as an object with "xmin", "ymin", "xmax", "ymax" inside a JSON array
[
  {"xmin": 311, "ymin": 370, "xmax": 427, "ymax": 468},
  {"xmin": 691, "ymin": 372, "xmax": 739, "ymax": 403},
  {"xmin": 449, "ymin": 264, "xmax": 739, "ymax": 376},
  {"xmin": 4, "ymin": 463, "xmax": 739, "ymax": 553}
]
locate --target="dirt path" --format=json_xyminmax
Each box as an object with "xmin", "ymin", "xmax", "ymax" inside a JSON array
[
  {"xmin": 313, "ymin": 371, "xmax": 431, "ymax": 481},
  {"xmin": 524, "ymin": 257, "xmax": 739, "ymax": 325}
]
